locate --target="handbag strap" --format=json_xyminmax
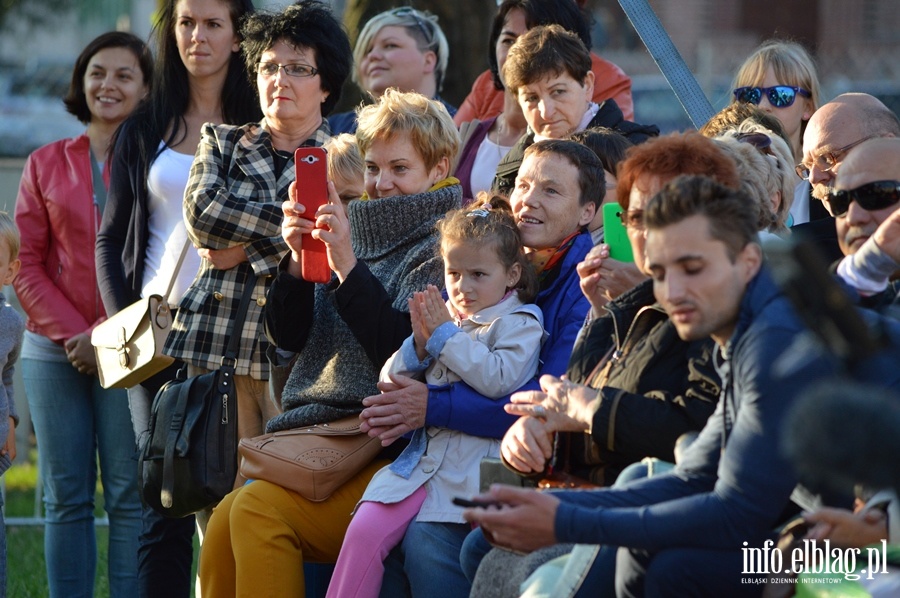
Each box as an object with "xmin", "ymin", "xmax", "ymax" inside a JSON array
[
  {"xmin": 160, "ymin": 372, "xmax": 190, "ymax": 509},
  {"xmin": 163, "ymin": 239, "xmax": 192, "ymax": 302},
  {"xmin": 222, "ymin": 273, "xmax": 258, "ymax": 365}
]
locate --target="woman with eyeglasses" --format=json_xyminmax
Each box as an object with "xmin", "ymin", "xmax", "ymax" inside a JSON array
[
  {"xmin": 159, "ymin": 0, "xmax": 351, "ymax": 513},
  {"xmin": 328, "ymin": 7, "xmax": 455, "ymax": 135},
  {"xmin": 199, "ymin": 89, "xmax": 461, "ymax": 597},
  {"xmin": 95, "ymin": 1, "xmax": 260, "ymax": 595}
]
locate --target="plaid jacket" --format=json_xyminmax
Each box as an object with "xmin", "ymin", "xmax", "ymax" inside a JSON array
[{"xmin": 163, "ymin": 119, "xmax": 331, "ymax": 379}]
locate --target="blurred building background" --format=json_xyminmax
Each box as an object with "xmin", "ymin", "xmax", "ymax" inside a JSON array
[{"xmin": 0, "ymin": 0, "xmax": 898, "ymax": 157}]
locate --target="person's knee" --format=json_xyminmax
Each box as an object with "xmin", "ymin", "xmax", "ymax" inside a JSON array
[{"xmin": 460, "ymin": 527, "xmax": 492, "ymax": 582}]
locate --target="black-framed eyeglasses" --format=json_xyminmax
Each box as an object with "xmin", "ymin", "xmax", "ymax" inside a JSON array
[
  {"xmin": 618, "ymin": 209, "xmax": 644, "ymax": 229},
  {"xmin": 795, "ymin": 134, "xmax": 878, "ymax": 180},
  {"xmin": 823, "ymin": 180, "xmax": 900, "ymax": 218},
  {"xmin": 390, "ymin": 7, "xmax": 435, "ymax": 49},
  {"xmin": 257, "ymin": 62, "xmax": 318, "ymax": 79},
  {"xmin": 733, "ymin": 85, "xmax": 811, "ymax": 108}
]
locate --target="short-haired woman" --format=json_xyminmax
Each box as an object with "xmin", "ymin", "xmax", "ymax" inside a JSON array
[
  {"xmin": 492, "ymin": 24, "xmax": 658, "ymax": 197},
  {"xmin": 198, "ymin": 89, "xmax": 462, "ymax": 597},
  {"xmin": 329, "ymin": 7, "xmax": 455, "ymax": 134}
]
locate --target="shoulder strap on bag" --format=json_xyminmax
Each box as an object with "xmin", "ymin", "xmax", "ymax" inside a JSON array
[
  {"xmin": 223, "ymin": 272, "xmax": 258, "ymax": 365},
  {"xmin": 162, "ymin": 240, "xmax": 192, "ymax": 303}
]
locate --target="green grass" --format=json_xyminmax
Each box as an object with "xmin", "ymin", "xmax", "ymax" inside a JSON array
[
  {"xmin": 6, "ymin": 449, "xmax": 110, "ymax": 596},
  {"xmin": 5, "ymin": 449, "xmax": 199, "ymax": 597}
]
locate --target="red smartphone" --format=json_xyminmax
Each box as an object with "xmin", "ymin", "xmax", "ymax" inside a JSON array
[{"xmin": 294, "ymin": 147, "xmax": 332, "ymax": 283}]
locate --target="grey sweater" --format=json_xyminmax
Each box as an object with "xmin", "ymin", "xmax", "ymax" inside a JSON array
[
  {"xmin": 266, "ymin": 184, "xmax": 462, "ymax": 432},
  {"xmin": 0, "ymin": 293, "xmax": 25, "ymax": 475}
]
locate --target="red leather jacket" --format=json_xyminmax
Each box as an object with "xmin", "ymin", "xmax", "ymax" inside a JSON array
[{"xmin": 14, "ymin": 134, "xmax": 108, "ymax": 344}]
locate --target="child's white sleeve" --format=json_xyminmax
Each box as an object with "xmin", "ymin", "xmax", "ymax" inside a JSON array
[
  {"xmin": 379, "ymin": 334, "xmax": 430, "ymax": 385},
  {"xmin": 430, "ymin": 310, "xmax": 545, "ymax": 398}
]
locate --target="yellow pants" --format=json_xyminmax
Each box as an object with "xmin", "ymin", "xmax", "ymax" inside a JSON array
[{"xmin": 199, "ymin": 458, "xmax": 390, "ymax": 598}]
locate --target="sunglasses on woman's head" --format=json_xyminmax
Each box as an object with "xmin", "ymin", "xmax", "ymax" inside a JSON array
[
  {"xmin": 733, "ymin": 85, "xmax": 811, "ymax": 108},
  {"xmin": 735, "ymin": 132, "xmax": 774, "ymax": 156},
  {"xmin": 824, "ymin": 180, "xmax": 900, "ymax": 217},
  {"xmin": 390, "ymin": 7, "xmax": 435, "ymax": 48}
]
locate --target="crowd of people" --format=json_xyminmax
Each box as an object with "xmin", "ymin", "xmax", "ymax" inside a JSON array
[{"xmin": 3, "ymin": 0, "xmax": 900, "ymax": 597}]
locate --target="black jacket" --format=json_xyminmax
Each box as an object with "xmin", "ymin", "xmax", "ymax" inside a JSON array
[
  {"xmin": 96, "ymin": 118, "xmax": 153, "ymax": 314},
  {"xmin": 564, "ymin": 279, "xmax": 720, "ymax": 484},
  {"xmin": 491, "ymin": 99, "xmax": 660, "ymax": 197}
]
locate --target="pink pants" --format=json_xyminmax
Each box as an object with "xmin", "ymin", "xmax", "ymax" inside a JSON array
[{"xmin": 326, "ymin": 486, "xmax": 428, "ymax": 598}]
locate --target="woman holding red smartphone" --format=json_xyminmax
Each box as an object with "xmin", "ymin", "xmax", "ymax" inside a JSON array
[{"xmin": 199, "ymin": 88, "xmax": 463, "ymax": 598}]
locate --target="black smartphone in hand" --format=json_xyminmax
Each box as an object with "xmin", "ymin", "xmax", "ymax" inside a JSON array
[{"xmin": 452, "ymin": 496, "xmax": 502, "ymax": 509}]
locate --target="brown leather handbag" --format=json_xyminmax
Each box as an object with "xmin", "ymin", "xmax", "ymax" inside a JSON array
[{"xmin": 238, "ymin": 415, "xmax": 381, "ymax": 502}]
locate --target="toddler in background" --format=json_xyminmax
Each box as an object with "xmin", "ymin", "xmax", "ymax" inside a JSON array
[
  {"xmin": 324, "ymin": 133, "xmax": 365, "ymax": 207},
  {"xmin": 270, "ymin": 135, "xmax": 366, "ymax": 403},
  {"xmin": 0, "ymin": 212, "xmax": 25, "ymax": 596},
  {"xmin": 327, "ymin": 195, "xmax": 545, "ymax": 598}
]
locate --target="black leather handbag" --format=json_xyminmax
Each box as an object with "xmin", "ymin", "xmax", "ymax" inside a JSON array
[{"xmin": 139, "ymin": 276, "xmax": 256, "ymax": 518}]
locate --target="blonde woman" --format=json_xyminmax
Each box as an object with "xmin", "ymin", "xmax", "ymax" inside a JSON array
[
  {"xmin": 329, "ymin": 7, "xmax": 455, "ymax": 134},
  {"xmin": 731, "ymin": 40, "xmax": 822, "ymax": 162}
]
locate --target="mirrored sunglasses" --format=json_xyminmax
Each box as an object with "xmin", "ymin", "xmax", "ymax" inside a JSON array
[
  {"xmin": 733, "ymin": 85, "xmax": 811, "ymax": 108},
  {"xmin": 824, "ymin": 180, "xmax": 900, "ymax": 217}
]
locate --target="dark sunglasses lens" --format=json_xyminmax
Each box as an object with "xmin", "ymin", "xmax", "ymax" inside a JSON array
[
  {"xmin": 825, "ymin": 192, "xmax": 851, "ymax": 217},
  {"xmin": 768, "ymin": 86, "xmax": 797, "ymax": 108},
  {"xmin": 855, "ymin": 183, "xmax": 900, "ymax": 211},
  {"xmin": 735, "ymin": 87, "xmax": 761, "ymax": 104}
]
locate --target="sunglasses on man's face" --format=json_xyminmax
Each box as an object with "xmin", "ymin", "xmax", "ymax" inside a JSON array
[
  {"xmin": 824, "ymin": 180, "xmax": 900, "ymax": 217},
  {"xmin": 733, "ymin": 85, "xmax": 811, "ymax": 108}
]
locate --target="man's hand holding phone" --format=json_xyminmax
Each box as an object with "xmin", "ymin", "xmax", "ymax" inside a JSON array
[{"xmin": 461, "ymin": 485, "xmax": 560, "ymax": 554}]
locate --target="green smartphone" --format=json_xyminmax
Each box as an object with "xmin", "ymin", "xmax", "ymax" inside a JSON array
[{"xmin": 602, "ymin": 202, "xmax": 634, "ymax": 263}]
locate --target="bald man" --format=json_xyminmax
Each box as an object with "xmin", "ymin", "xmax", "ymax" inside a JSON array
[
  {"xmin": 792, "ymin": 94, "xmax": 900, "ymax": 263},
  {"xmin": 801, "ymin": 93, "xmax": 900, "ymax": 203},
  {"xmin": 831, "ymin": 138, "xmax": 900, "ymax": 306}
]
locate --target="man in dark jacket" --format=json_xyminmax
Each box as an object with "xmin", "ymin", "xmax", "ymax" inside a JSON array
[
  {"xmin": 465, "ymin": 175, "xmax": 900, "ymax": 597},
  {"xmin": 491, "ymin": 24, "xmax": 658, "ymax": 197}
]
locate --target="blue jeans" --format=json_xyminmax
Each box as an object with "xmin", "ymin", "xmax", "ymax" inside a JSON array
[
  {"xmin": 23, "ymin": 359, "xmax": 141, "ymax": 598},
  {"xmin": 380, "ymin": 520, "xmax": 472, "ymax": 598},
  {"xmin": 127, "ymin": 373, "xmax": 195, "ymax": 598}
]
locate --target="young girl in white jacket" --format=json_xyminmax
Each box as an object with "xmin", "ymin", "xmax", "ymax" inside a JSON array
[{"xmin": 327, "ymin": 195, "xmax": 545, "ymax": 597}]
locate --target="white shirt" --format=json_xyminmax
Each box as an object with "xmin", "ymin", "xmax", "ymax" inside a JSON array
[
  {"xmin": 142, "ymin": 144, "xmax": 202, "ymax": 303},
  {"xmin": 469, "ymin": 135, "xmax": 512, "ymax": 198}
]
